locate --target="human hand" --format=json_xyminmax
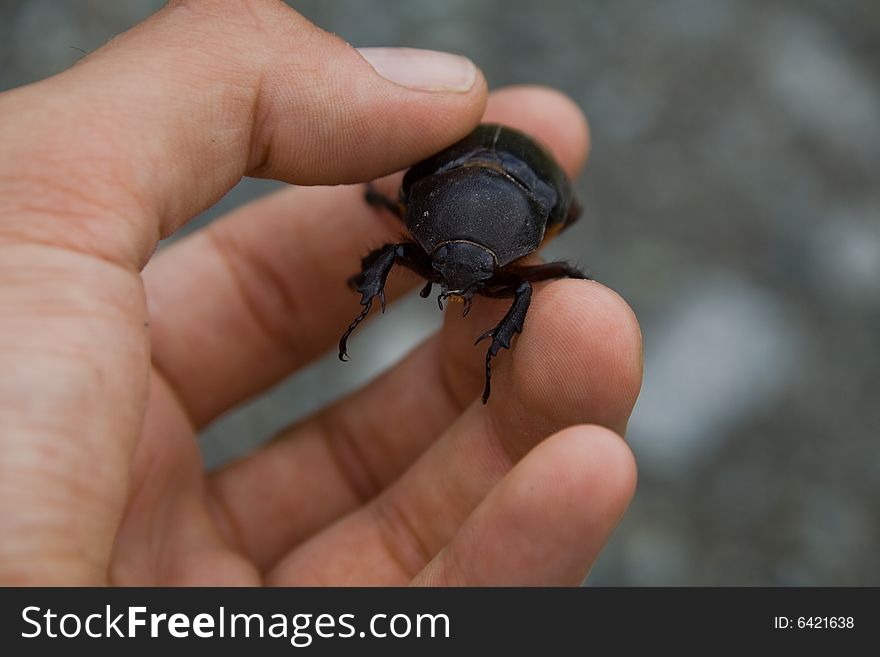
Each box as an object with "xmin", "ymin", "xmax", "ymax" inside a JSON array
[{"xmin": 0, "ymin": 0, "xmax": 641, "ymax": 585}]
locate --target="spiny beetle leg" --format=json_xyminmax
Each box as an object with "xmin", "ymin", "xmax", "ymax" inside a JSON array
[
  {"xmin": 475, "ymin": 280, "xmax": 532, "ymax": 403},
  {"xmin": 339, "ymin": 242, "xmax": 434, "ymax": 361},
  {"xmin": 365, "ymin": 182, "xmax": 404, "ymax": 220},
  {"xmin": 338, "ymin": 244, "xmax": 398, "ymax": 361},
  {"xmin": 513, "ymin": 260, "xmax": 590, "ymax": 282}
]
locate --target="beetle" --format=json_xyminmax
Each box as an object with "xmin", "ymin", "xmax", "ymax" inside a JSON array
[{"xmin": 338, "ymin": 123, "xmax": 588, "ymax": 403}]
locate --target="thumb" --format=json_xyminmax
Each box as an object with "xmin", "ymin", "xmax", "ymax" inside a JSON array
[{"xmin": 0, "ymin": 0, "xmax": 487, "ymax": 268}]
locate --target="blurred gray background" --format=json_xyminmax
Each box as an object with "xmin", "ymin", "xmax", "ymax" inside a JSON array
[{"xmin": 2, "ymin": 0, "xmax": 878, "ymax": 585}]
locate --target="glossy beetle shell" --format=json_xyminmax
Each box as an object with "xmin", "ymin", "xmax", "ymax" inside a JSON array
[{"xmin": 400, "ymin": 124, "xmax": 575, "ymax": 266}]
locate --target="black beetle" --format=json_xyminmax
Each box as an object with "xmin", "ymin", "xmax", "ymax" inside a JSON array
[{"xmin": 338, "ymin": 123, "xmax": 588, "ymax": 403}]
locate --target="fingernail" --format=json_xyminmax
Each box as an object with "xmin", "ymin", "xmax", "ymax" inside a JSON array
[{"xmin": 358, "ymin": 47, "xmax": 477, "ymax": 92}]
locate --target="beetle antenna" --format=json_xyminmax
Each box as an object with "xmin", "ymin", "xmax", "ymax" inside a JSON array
[{"xmin": 462, "ymin": 295, "xmax": 473, "ymax": 318}]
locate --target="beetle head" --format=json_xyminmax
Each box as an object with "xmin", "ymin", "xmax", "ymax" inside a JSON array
[{"xmin": 432, "ymin": 240, "xmax": 496, "ymax": 303}]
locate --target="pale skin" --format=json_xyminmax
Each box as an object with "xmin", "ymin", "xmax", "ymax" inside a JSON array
[{"xmin": 0, "ymin": 0, "xmax": 641, "ymax": 585}]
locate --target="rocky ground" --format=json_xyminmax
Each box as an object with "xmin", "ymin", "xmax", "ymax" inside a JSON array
[{"xmin": 2, "ymin": 0, "xmax": 878, "ymax": 585}]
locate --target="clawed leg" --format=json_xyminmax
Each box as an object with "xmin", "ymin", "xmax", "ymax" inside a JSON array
[
  {"xmin": 475, "ymin": 280, "xmax": 532, "ymax": 404},
  {"xmin": 365, "ymin": 182, "xmax": 404, "ymax": 219},
  {"xmin": 475, "ymin": 260, "xmax": 588, "ymax": 403},
  {"xmin": 501, "ymin": 260, "xmax": 590, "ymax": 285},
  {"xmin": 338, "ymin": 242, "xmax": 432, "ymax": 360}
]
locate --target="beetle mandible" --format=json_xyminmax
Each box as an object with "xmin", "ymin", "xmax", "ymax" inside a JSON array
[{"xmin": 338, "ymin": 123, "xmax": 588, "ymax": 403}]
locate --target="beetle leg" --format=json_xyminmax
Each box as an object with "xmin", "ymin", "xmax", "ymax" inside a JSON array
[
  {"xmin": 475, "ymin": 280, "xmax": 532, "ymax": 403},
  {"xmin": 365, "ymin": 182, "xmax": 404, "ymax": 220},
  {"xmin": 478, "ymin": 261, "xmax": 588, "ymax": 293},
  {"xmin": 471, "ymin": 262, "xmax": 587, "ymax": 401},
  {"xmin": 511, "ymin": 260, "xmax": 590, "ymax": 282},
  {"xmin": 339, "ymin": 244, "xmax": 396, "ymax": 361},
  {"xmin": 339, "ymin": 242, "xmax": 433, "ymax": 360}
]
